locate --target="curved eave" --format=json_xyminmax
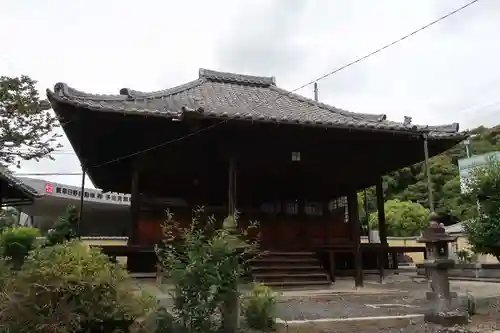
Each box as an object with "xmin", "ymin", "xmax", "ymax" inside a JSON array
[
  {"xmin": 46, "ymin": 82, "xmax": 464, "ymax": 141},
  {"xmin": 0, "ymin": 172, "xmax": 41, "ymax": 201},
  {"xmin": 46, "ymin": 89, "xmax": 185, "ymax": 120}
]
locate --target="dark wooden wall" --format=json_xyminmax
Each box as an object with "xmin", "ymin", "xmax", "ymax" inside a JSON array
[{"xmin": 135, "ymin": 204, "xmax": 352, "ymax": 250}]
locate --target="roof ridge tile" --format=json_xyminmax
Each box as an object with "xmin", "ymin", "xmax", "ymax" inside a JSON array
[
  {"xmin": 119, "ymin": 78, "xmax": 205, "ymax": 100},
  {"xmin": 199, "ymin": 68, "xmax": 275, "ymax": 87},
  {"xmin": 269, "ymin": 86, "xmax": 387, "ymax": 123},
  {"xmin": 53, "ymin": 83, "xmax": 126, "ymax": 101}
]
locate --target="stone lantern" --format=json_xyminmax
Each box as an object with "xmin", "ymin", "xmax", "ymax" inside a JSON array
[{"xmin": 417, "ymin": 222, "xmax": 468, "ymax": 326}]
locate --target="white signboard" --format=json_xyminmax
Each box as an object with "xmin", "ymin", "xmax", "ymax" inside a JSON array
[
  {"xmin": 18, "ymin": 177, "xmax": 130, "ymax": 205},
  {"xmin": 458, "ymin": 151, "xmax": 500, "ymax": 194}
]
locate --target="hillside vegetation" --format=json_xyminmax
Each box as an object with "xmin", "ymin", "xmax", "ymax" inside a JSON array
[{"xmin": 362, "ymin": 125, "xmax": 500, "ymax": 226}]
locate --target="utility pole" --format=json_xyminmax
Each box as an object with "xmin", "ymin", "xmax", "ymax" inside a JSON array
[
  {"xmin": 364, "ymin": 189, "xmax": 371, "ymax": 242},
  {"xmin": 423, "ymin": 133, "xmax": 434, "ymax": 212},
  {"xmin": 314, "ymin": 82, "xmax": 319, "ymax": 102}
]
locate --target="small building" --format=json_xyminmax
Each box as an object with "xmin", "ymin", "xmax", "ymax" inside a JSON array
[
  {"xmin": 0, "ymin": 168, "xmax": 41, "ymax": 208},
  {"xmin": 458, "ymin": 151, "xmax": 500, "ymax": 193},
  {"xmin": 12, "ymin": 177, "xmax": 130, "ymax": 235},
  {"xmin": 445, "ymin": 222, "xmax": 498, "ymax": 264},
  {"xmin": 47, "ymin": 69, "xmax": 465, "ymax": 285}
]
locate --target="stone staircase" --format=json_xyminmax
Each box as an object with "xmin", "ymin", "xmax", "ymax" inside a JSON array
[{"xmin": 249, "ymin": 251, "xmax": 332, "ymax": 288}]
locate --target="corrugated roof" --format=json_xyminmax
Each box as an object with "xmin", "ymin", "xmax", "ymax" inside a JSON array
[{"xmin": 46, "ymin": 68, "xmax": 464, "ymax": 139}]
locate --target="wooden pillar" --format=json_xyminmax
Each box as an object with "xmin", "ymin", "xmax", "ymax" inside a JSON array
[
  {"xmin": 348, "ymin": 188, "xmax": 363, "ymax": 287},
  {"xmin": 376, "ymin": 178, "xmax": 387, "ymax": 244},
  {"xmin": 78, "ymin": 166, "xmax": 86, "ymax": 238},
  {"xmin": 228, "ymin": 156, "xmax": 236, "ymax": 218},
  {"xmin": 129, "ymin": 168, "xmax": 140, "ymax": 245},
  {"xmin": 224, "ymin": 155, "xmax": 240, "ymax": 333},
  {"xmin": 376, "ymin": 177, "xmax": 387, "ymax": 282}
]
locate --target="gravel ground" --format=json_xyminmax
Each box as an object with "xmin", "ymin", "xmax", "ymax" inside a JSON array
[
  {"xmin": 276, "ymin": 277, "xmax": 500, "ymax": 333},
  {"xmin": 276, "ymin": 294, "xmax": 429, "ymax": 321},
  {"xmin": 140, "ymin": 275, "xmax": 500, "ymax": 332}
]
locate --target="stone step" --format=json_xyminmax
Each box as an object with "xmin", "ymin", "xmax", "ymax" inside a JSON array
[
  {"xmin": 249, "ymin": 251, "xmax": 330, "ymax": 288},
  {"xmin": 251, "ymin": 257, "xmax": 318, "ymax": 264},
  {"xmin": 250, "ymin": 265, "xmax": 325, "ymax": 273},
  {"xmin": 263, "ymin": 251, "xmax": 316, "ymax": 257},
  {"xmin": 253, "ymin": 272, "xmax": 330, "ymax": 283},
  {"xmin": 261, "ymin": 280, "xmax": 332, "ymax": 288}
]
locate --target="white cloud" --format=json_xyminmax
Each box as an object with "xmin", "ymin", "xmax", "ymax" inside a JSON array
[{"xmin": 2, "ymin": 0, "xmax": 499, "ymax": 187}]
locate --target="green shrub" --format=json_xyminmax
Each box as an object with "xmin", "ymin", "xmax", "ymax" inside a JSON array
[
  {"xmin": 0, "ymin": 240, "xmax": 156, "ymax": 333},
  {"xmin": 463, "ymin": 157, "xmax": 500, "ymax": 262},
  {"xmin": 456, "ymin": 248, "xmax": 472, "ymax": 264},
  {"xmin": 153, "ymin": 307, "xmax": 188, "ymax": 333},
  {"xmin": 0, "ymin": 207, "xmax": 18, "ymax": 231},
  {"xmin": 46, "ymin": 204, "xmax": 78, "ymax": 246},
  {"xmin": 242, "ymin": 283, "xmax": 276, "ymax": 331},
  {"xmin": 0, "ymin": 226, "xmax": 40, "ymax": 269},
  {"xmin": 155, "ymin": 209, "xmax": 259, "ymax": 333},
  {"xmin": 0, "ymin": 257, "xmax": 12, "ymax": 289}
]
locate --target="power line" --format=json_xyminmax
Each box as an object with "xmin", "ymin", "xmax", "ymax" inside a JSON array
[
  {"xmin": 458, "ymin": 99, "xmax": 500, "ymax": 114},
  {"xmin": 288, "ymin": 0, "xmax": 481, "ymax": 94},
  {"xmin": 14, "ymin": 172, "xmax": 82, "ymax": 176},
  {"xmin": 91, "ymin": 121, "xmax": 225, "ymax": 168},
  {"xmin": 238, "ymin": 0, "xmax": 482, "ymax": 118},
  {"xmin": 10, "ymin": 1, "xmax": 482, "ymax": 172}
]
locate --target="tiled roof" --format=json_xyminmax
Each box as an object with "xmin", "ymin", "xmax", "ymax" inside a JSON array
[
  {"xmin": 445, "ymin": 222, "xmax": 465, "ymax": 234},
  {"xmin": 46, "ymin": 68, "xmax": 464, "ymax": 139},
  {"xmin": 0, "ymin": 168, "xmax": 41, "ymax": 201}
]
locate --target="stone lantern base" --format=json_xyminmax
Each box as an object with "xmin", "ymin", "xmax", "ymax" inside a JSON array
[{"xmin": 424, "ymin": 311, "xmax": 469, "ymax": 326}]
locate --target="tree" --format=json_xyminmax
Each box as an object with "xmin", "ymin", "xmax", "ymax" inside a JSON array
[
  {"xmin": 357, "ymin": 187, "xmax": 377, "ymax": 230},
  {"xmin": 371, "ymin": 125, "xmax": 500, "ymax": 224},
  {"xmin": 368, "ymin": 199, "xmax": 429, "ymax": 237},
  {"xmin": 0, "ymin": 208, "xmax": 18, "ymax": 231},
  {"xmin": 439, "ymin": 176, "xmax": 477, "ymax": 222},
  {"xmin": 46, "ymin": 205, "xmax": 78, "ymax": 246},
  {"xmin": 463, "ymin": 158, "xmax": 500, "ymax": 261},
  {"xmin": 155, "ymin": 209, "xmax": 260, "ymax": 333},
  {"xmin": 0, "ymin": 75, "xmax": 61, "ymax": 166}
]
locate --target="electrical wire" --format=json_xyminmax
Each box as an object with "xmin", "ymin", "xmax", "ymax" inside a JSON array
[
  {"xmin": 91, "ymin": 121, "xmax": 225, "ymax": 168},
  {"xmin": 11, "ymin": 0, "xmax": 482, "ymax": 173},
  {"xmin": 14, "ymin": 172, "xmax": 83, "ymax": 176},
  {"xmin": 244, "ymin": 0, "xmax": 482, "ymax": 113},
  {"xmin": 289, "ymin": 0, "xmax": 481, "ymax": 94}
]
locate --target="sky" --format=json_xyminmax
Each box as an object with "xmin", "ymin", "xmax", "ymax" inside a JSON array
[{"xmin": 2, "ymin": 0, "xmax": 500, "ymax": 189}]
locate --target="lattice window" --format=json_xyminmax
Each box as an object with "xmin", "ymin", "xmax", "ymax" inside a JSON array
[
  {"xmin": 305, "ymin": 201, "xmax": 323, "ymax": 216},
  {"xmin": 260, "ymin": 202, "xmax": 281, "ymax": 215},
  {"xmin": 328, "ymin": 196, "xmax": 349, "ymax": 222}
]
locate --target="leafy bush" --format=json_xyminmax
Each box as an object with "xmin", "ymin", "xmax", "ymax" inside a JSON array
[
  {"xmin": 463, "ymin": 210, "xmax": 500, "ymax": 262},
  {"xmin": 0, "ymin": 257, "xmax": 12, "ymax": 289},
  {"xmin": 0, "ymin": 207, "xmax": 18, "ymax": 231},
  {"xmin": 46, "ymin": 204, "xmax": 78, "ymax": 246},
  {"xmin": 463, "ymin": 157, "xmax": 500, "ymax": 261},
  {"xmin": 0, "ymin": 240, "xmax": 156, "ymax": 333},
  {"xmin": 154, "ymin": 307, "xmax": 188, "ymax": 333},
  {"xmin": 155, "ymin": 208, "xmax": 259, "ymax": 333},
  {"xmin": 242, "ymin": 283, "xmax": 276, "ymax": 331},
  {"xmin": 456, "ymin": 249, "xmax": 472, "ymax": 264},
  {"xmin": 369, "ymin": 199, "xmax": 429, "ymax": 237},
  {"xmin": 0, "ymin": 226, "xmax": 40, "ymax": 268}
]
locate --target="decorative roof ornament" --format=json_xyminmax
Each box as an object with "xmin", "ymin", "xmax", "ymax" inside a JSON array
[{"xmin": 403, "ymin": 116, "xmax": 412, "ymax": 126}]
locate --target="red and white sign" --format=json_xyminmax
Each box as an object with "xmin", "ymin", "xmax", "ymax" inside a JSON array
[{"xmin": 45, "ymin": 183, "xmax": 54, "ymax": 194}]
